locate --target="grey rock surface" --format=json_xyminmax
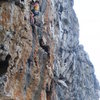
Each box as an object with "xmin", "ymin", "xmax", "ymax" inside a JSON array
[{"xmin": 53, "ymin": 0, "xmax": 100, "ymax": 100}]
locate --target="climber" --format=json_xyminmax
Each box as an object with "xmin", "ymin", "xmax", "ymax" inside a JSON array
[{"xmin": 31, "ymin": 0, "xmax": 39, "ymax": 16}]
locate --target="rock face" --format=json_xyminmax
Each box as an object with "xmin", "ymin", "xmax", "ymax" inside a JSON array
[{"xmin": 0, "ymin": 0, "xmax": 99, "ymax": 100}]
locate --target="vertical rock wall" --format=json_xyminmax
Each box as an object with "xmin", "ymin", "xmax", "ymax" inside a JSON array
[
  {"xmin": 0, "ymin": 0, "xmax": 99, "ymax": 100},
  {"xmin": 0, "ymin": 0, "xmax": 32, "ymax": 99}
]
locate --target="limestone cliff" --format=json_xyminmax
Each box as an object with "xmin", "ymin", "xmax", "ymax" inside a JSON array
[{"xmin": 0, "ymin": 0, "xmax": 99, "ymax": 100}]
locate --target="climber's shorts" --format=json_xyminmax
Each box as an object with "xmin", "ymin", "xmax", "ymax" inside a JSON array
[{"xmin": 31, "ymin": 9, "xmax": 39, "ymax": 16}]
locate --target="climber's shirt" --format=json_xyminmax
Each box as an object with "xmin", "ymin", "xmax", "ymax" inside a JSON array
[{"xmin": 34, "ymin": 2, "xmax": 39, "ymax": 11}]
